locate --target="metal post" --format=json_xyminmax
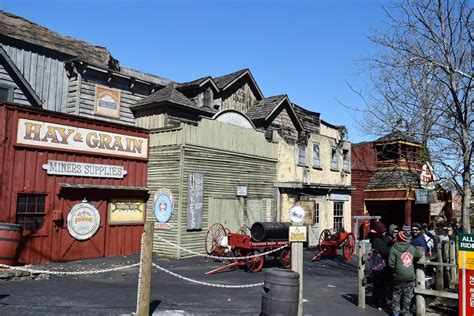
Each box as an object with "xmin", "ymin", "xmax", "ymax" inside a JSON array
[
  {"xmin": 357, "ymin": 241, "xmax": 366, "ymax": 308},
  {"xmin": 415, "ymin": 246, "xmax": 426, "ymax": 316},
  {"xmin": 291, "ymin": 223, "xmax": 304, "ymax": 316},
  {"xmin": 137, "ymin": 222, "xmax": 154, "ymax": 316}
]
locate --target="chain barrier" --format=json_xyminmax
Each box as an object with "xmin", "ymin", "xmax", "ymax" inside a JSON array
[
  {"xmin": 156, "ymin": 235, "xmax": 288, "ymax": 260},
  {"xmin": 0, "ymin": 262, "xmax": 139, "ymax": 276},
  {"xmin": 151, "ymin": 263, "xmax": 263, "ymax": 288},
  {"xmin": 135, "ymin": 231, "xmax": 145, "ymax": 315}
]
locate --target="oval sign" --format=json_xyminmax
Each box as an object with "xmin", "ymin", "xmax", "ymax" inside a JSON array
[
  {"xmin": 154, "ymin": 188, "xmax": 174, "ymax": 223},
  {"xmin": 67, "ymin": 202, "xmax": 101, "ymax": 240},
  {"xmin": 290, "ymin": 205, "xmax": 305, "ymax": 223}
]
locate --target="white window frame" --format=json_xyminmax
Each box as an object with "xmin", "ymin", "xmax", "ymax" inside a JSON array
[
  {"xmin": 333, "ymin": 201, "xmax": 344, "ymax": 230},
  {"xmin": 343, "ymin": 149, "xmax": 350, "ymax": 173},
  {"xmin": 331, "ymin": 147, "xmax": 339, "ymax": 171},
  {"xmin": 312, "ymin": 143, "xmax": 321, "ymax": 169},
  {"xmin": 298, "ymin": 143, "xmax": 306, "ymax": 166}
]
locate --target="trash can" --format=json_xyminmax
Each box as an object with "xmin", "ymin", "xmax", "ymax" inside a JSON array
[{"xmin": 261, "ymin": 268, "xmax": 299, "ymax": 316}]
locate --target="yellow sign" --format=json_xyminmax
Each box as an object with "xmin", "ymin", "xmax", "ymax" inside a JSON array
[
  {"xmin": 289, "ymin": 226, "xmax": 307, "ymax": 242},
  {"xmin": 16, "ymin": 118, "xmax": 148, "ymax": 159},
  {"xmin": 458, "ymin": 251, "xmax": 474, "ymax": 270},
  {"xmin": 108, "ymin": 199, "xmax": 145, "ymax": 225}
]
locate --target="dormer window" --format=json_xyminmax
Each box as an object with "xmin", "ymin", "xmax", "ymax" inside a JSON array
[
  {"xmin": 204, "ymin": 88, "xmax": 213, "ymax": 108},
  {"xmin": 376, "ymin": 144, "xmax": 398, "ymax": 161}
]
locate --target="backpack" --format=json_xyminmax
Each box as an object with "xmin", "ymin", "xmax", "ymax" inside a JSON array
[{"xmin": 365, "ymin": 249, "xmax": 386, "ymax": 275}]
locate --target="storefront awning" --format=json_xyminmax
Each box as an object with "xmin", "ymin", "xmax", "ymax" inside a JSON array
[{"xmin": 59, "ymin": 183, "xmax": 149, "ymax": 192}]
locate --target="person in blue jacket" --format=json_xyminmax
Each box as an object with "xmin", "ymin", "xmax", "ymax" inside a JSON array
[{"xmin": 409, "ymin": 223, "xmax": 430, "ymax": 254}]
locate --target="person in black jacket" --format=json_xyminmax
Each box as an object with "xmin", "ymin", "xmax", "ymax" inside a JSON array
[{"xmin": 371, "ymin": 221, "xmax": 391, "ymax": 310}]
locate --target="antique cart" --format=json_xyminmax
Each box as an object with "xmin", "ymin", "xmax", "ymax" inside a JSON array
[{"xmin": 311, "ymin": 228, "xmax": 355, "ymax": 262}]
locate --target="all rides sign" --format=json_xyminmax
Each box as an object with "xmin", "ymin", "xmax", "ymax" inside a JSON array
[{"xmin": 459, "ymin": 234, "xmax": 474, "ymax": 316}]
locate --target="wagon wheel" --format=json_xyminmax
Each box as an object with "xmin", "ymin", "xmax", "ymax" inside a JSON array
[
  {"xmin": 237, "ymin": 225, "xmax": 251, "ymax": 235},
  {"xmin": 246, "ymin": 249, "xmax": 264, "ymax": 273},
  {"xmin": 205, "ymin": 223, "xmax": 227, "ymax": 256},
  {"xmin": 318, "ymin": 229, "xmax": 332, "ymax": 246},
  {"xmin": 343, "ymin": 233, "xmax": 355, "ymax": 261},
  {"xmin": 279, "ymin": 247, "xmax": 291, "ymax": 269}
]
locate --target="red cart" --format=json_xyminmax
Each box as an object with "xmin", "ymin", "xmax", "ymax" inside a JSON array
[{"xmin": 311, "ymin": 228, "xmax": 355, "ymax": 262}]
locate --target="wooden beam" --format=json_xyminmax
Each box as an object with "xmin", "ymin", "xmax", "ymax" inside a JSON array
[{"xmin": 414, "ymin": 288, "xmax": 458, "ymax": 300}]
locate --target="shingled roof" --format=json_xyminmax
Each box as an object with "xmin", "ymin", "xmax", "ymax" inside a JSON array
[
  {"xmin": 214, "ymin": 69, "xmax": 248, "ymax": 89},
  {"xmin": 293, "ymin": 104, "xmax": 320, "ymax": 134},
  {"xmin": 375, "ymin": 131, "xmax": 420, "ymax": 145},
  {"xmin": 246, "ymin": 95, "xmax": 288, "ymax": 120},
  {"xmin": 133, "ymin": 83, "xmax": 196, "ymax": 108},
  {"xmin": 0, "ymin": 11, "xmax": 118, "ymax": 70},
  {"xmin": 367, "ymin": 169, "xmax": 420, "ymax": 190}
]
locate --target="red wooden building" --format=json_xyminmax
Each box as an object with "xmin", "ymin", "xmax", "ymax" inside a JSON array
[
  {"xmin": 351, "ymin": 132, "xmax": 451, "ymax": 230},
  {"xmin": 0, "ymin": 103, "xmax": 149, "ymax": 264}
]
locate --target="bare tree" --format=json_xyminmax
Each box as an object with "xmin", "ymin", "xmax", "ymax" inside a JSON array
[{"xmin": 361, "ymin": 0, "xmax": 473, "ymax": 232}]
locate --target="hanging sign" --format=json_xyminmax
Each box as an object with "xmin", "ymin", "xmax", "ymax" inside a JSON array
[
  {"xmin": 67, "ymin": 201, "xmax": 100, "ymax": 240},
  {"xmin": 187, "ymin": 172, "xmax": 204, "ymax": 230},
  {"xmin": 289, "ymin": 226, "xmax": 307, "ymax": 242},
  {"xmin": 108, "ymin": 199, "xmax": 145, "ymax": 225},
  {"xmin": 153, "ymin": 189, "xmax": 174, "ymax": 223},
  {"xmin": 459, "ymin": 233, "xmax": 474, "ymax": 316}
]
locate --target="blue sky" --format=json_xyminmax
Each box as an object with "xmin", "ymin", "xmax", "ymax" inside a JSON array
[{"xmin": 3, "ymin": 0, "xmax": 390, "ymax": 143}]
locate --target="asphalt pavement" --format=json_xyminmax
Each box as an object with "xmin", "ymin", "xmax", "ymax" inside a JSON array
[{"xmin": 0, "ymin": 250, "xmax": 385, "ymax": 315}]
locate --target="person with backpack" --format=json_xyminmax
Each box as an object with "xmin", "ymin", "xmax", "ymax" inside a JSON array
[
  {"xmin": 371, "ymin": 221, "xmax": 391, "ymax": 310},
  {"xmin": 389, "ymin": 230, "xmax": 421, "ymax": 316}
]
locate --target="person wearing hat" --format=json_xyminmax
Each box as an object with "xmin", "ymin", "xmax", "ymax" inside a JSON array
[
  {"xmin": 410, "ymin": 223, "xmax": 430, "ymax": 254},
  {"xmin": 371, "ymin": 221, "xmax": 391, "ymax": 310},
  {"xmin": 389, "ymin": 231, "xmax": 421, "ymax": 316}
]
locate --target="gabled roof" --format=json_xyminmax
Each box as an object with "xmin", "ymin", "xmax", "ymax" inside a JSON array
[
  {"xmin": 0, "ymin": 46, "xmax": 42, "ymax": 107},
  {"xmin": 214, "ymin": 68, "xmax": 264, "ymax": 100},
  {"xmin": 367, "ymin": 169, "xmax": 420, "ymax": 190},
  {"xmin": 176, "ymin": 76, "xmax": 219, "ymax": 93},
  {"xmin": 246, "ymin": 95, "xmax": 304, "ymax": 131},
  {"xmin": 133, "ymin": 83, "xmax": 196, "ymax": 108},
  {"xmin": 0, "ymin": 10, "xmax": 119, "ymax": 70},
  {"xmin": 375, "ymin": 131, "xmax": 420, "ymax": 145}
]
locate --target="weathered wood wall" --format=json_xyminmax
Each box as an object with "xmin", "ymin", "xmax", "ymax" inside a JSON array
[{"xmin": 221, "ymin": 79, "xmax": 258, "ymax": 113}]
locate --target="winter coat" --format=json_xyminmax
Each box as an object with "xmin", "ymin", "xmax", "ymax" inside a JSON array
[
  {"xmin": 372, "ymin": 233, "xmax": 390, "ymax": 260},
  {"xmin": 410, "ymin": 234, "xmax": 430, "ymax": 253},
  {"xmin": 389, "ymin": 242, "xmax": 420, "ymax": 282}
]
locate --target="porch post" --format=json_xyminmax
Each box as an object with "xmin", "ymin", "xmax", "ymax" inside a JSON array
[{"xmin": 405, "ymin": 199, "xmax": 412, "ymax": 225}]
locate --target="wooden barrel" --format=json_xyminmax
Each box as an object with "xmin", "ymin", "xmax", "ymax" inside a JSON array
[
  {"xmin": 261, "ymin": 268, "xmax": 299, "ymax": 315},
  {"xmin": 0, "ymin": 223, "xmax": 23, "ymax": 265},
  {"xmin": 251, "ymin": 222, "xmax": 290, "ymax": 242}
]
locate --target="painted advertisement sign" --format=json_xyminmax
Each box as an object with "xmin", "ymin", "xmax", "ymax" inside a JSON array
[
  {"xmin": 67, "ymin": 201, "xmax": 100, "ymax": 240},
  {"xmin": 16, "ymin": 118, "xmax": 148, "ymax": 159},
  {"xmin": 43, "ymin": 160, "xmax": 127, "ymax": 179},
  {"xmin": 187, "ymin": 172, "xmax": 203, "ymax": 230},
  {"xmin": 94, "ymin": 85, "xmax": 121, "ymax": 118},
  {"xmin": 108, "ymin": 199, "xmax": 145, "ymax": 225},
  {"xmin": 153, "ymin": 189, "xmax": 174, "ymax": 223},
  {"xmin": 459, "ymin": 233, "xmax": 474, "ymax": 316}
]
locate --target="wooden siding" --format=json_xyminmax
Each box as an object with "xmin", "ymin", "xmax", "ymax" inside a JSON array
[
  {"xmin": 221, "ymin": 81, "xmax": 258, "ymax": 113},
  {"xmin": 0, "ymin": 63, "xmax": 29, "ymax": 105},
  {"xmin": 1, "ymin": 44, "xmax": 69, "ymax": 112},
  {"xmin": 0, "ymin": 104, "xmax": 148, "ymax": 264},
  {"xmin": 268, "ymin": 108, "xmax": 299, "ymax": 145},
  {"xmin": 351, "ymin": 143, "xmax": 377, "ymax": 218}
]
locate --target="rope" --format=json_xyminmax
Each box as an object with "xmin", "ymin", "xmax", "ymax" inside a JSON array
[
  {"xmin": 0, "ymin": 262, "xmax": 139, "ymax": 275},
  {"xmin": 156, "ymin": 235, "xmax": 288, "ymax": 260},
  {"xmin": 151, "ymin": 263, "xmax": 263, "ymax": 288}
]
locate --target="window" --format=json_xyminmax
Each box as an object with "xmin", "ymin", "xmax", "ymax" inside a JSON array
[
  {"xmin": 343, "ymin": 149, "xmax": 350, "ymax": 172},
  {"xmin": 315, "ymin": 202, "xmax": 320, "ymax": 224},
  {"xmin": 333, "ymin": 201, "xmax": 344, "ymax": 230},
  {"xmin": 331, "ymin": 147, "xmax": 339, "ymax": 170},
  {"xmin": 312, "ymin": 143, "xmax": 321, "ymax": 168},
  {"xmin": 298, "ymin": 144, "xmax": 306, "ymax": 166},
  {"xmin": 0, "ymin": 84, "xmax": 14, "ymax": 102},
  {"xmin": 16, "ymin": 194, "xmax": 46, "ymax": 231}
]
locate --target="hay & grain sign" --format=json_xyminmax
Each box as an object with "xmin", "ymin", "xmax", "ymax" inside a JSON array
[{"xmin": 16, "ymin": 118, "xmax": 148, "ymax": 159}]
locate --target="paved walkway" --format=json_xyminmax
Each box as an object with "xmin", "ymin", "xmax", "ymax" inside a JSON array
[{"xmin": 0, "ymin": 250, "xmax": 385, "ymax": 315}]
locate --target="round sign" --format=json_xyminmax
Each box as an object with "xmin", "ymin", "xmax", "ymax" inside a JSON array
[
  {"xmin": 67, "ymin": 202, "xmax": 100, "ymax": 240},
  {"xmin": 154, "ymin": 189, "xmax": 174, "ymax": 223},
  {"xmin": 289, "ymin": 205, "xmax": 305, "ymax": 223}
]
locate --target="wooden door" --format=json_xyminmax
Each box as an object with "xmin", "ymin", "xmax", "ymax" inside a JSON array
[{"xmin": 53, "ymin": 197, "xmax": 107, "ymax": 262}]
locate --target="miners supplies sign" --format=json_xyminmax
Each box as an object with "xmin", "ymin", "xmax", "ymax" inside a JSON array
[
  {"xmin": 95, "ymin": 85, "xmax": 121, "ymax": 118},
  {"xmin": 108, "ymin": 199, "xmax": 145, "ymax": 225},
  {"xmin": 153, "ymin": 189, "xmax": 174, "ymax": 223},
  {"xmin": 187, "ymin": 172, "xmax": 203, "ymax": 230},
  {"xmin": 16, "ymin": 118, "xmax": 148, "ymax": 159},
  {"xmin": 67, "ymin": 201, "xmax": 100, "ymax": 240},
  {"xmin": 43, "ymin": 160, "xmax": 127, "ymax": 179}
]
